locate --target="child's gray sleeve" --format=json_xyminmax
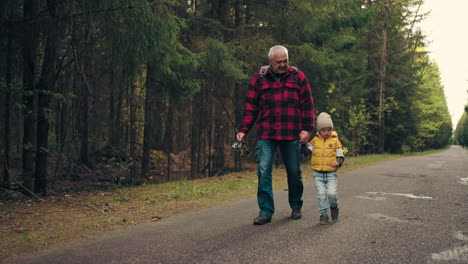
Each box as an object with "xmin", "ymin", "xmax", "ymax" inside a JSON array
[
  {"xmin": 307, "ymin": 143, "xmax": 314, "ymax": 152},
  {"xmin": 336, "ymin": 147, "xmax": 345, "ymax": 167}
]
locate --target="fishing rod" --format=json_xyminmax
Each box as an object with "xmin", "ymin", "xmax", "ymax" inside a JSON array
[{"xmin": 210, "ymin": 88, "xmax": 250, "ymax": 157}]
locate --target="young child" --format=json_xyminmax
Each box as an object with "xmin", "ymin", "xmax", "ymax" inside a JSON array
[{"xmin": 307, "ymin": 112, "xmax": 345, "ymax": 224}]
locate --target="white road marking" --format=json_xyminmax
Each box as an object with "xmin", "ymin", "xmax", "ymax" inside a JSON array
[
  {"xmin": 355, "ymin": 195, "xmax": 386, "ymax": 201},
  {"xmin": 429, "ymin": 231, "xmax": 468, "ymax": 262},
  {"xmin": 455, "ymin": 230, "xmax": 468, "ymax": 241},
  {"xmin": 431, "ymin": 245, "xmax": 468, "ymax": 262},
  {"xmin": 366, "ymin": 192, "xmax": 433, "ymax": 200},
  {"xmin": 459, "ymin": 178, "xmax": 468, "ymax": 185}
]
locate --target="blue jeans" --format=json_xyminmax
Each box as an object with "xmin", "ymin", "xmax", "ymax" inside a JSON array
[
  {"xmin": 256, "ymin": 139, "xmax": 303, "ymax": 217},
  {"xmin": 313, "ymin": 171, "xmax": 339, "ymax": 215}
]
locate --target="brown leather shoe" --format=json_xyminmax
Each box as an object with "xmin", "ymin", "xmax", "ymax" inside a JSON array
[
  {"xmin": 253, "ymin": 214, "xmax": 272, "ymax": 225},
  {"xmin": 291, "ymin": 208, "xmax": 302, "ymax": 219}
]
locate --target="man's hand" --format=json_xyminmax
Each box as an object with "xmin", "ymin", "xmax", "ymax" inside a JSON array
[
  {"xmin": 331, "ymin": 161, "xmax": 340, "ymax": 168},
  {"xmin": 299, "ymin": 130, "xmax": 311, "ymax": 144},
  {"xmin": 236, "ymin": 132, "xmax": 246, "ymax": 142}
]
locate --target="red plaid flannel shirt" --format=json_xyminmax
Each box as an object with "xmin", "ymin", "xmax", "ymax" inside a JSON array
[{"xmin": 240, "ymin": 66, "xmax": 315, "ymax": 140}]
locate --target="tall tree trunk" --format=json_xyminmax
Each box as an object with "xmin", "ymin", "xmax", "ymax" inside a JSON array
[
  {"xmin": 217, "ymin": 0, "xmax": 231, "ymax": 41},
  {"xmin": 129, "ymin": 80, "xmax": 137, "ymax": 184},
  {"xmin": 165, "ymin": 101, "xmax": 174, "ymax": 180},
  {"xmin": 365, "ymin": 0, "xmax": 377, "ymax": 153},
  {"xmin": 213, "ymin": 80, "xmax": 227, "ymax": 175},
  {"xmin": 22, "ymin": 0, "xmax": 40, "ymax": 192},
  {"xmin": 191, "ymin": 0, "xmax": 198, "ymax": 14},
  {"xmin": 197, "ymin": 91, "xmax": 205, "ymax": 174},
  {"xmin": 245, "ymin": 0, "xmax": 252, "ymax": 24},
  {"xmin": 349, "ymin": 105, "xmax": 359, "ymax": 156},
  {"xmin": 213, "ymin": 116, "xmax": 225, "ymax": 174},
  {"xmin": 80, "ymin": 68, "xmax": 90, "ymax": 165},
  {"xmin": 378, "ymin": 3, "xmax": 389, "ymax": 153},
  {"xmin": 190, "ymin": 94, "xmax": 200, "ymax": 179},
  {"xmin": 234, "ymin": 0, "xmax": 242, "ymax": 27},
  {"xmin": 233, "ymin": 83, "xmax": 242, "ymax": 171},
  {"xmin": 109, "ymin": 61, "xmax": 117, "ymax": 146},
  {"xmin": 124, "ymin": 79, "xmax": 130, "ymax": 149},
  {"xmin": 154, "ymin": 81, "xmax": 167, "ymax": 151},
  {"xmin": 55, "ymin": 77, "xmax": 63, "ymax": 149},
  {"xmin": 142, "ymin": 64, "xmax": 157, "ymax": 179},
  {"xmin": 207, "ymin": 84, "xmax": 214, "ymax": 176},
  {"xmin": 35, "ymin": 0, "xmax": 60, "ymax": 195},
  {"xmin": 2, "ymin": 8, "xmax": 13, "ymax": 188},
  {"xmin": 174, "ymin": 101, "xmax": 190, "ymax": 153},
  {"xmin": 79, "ymin": 25, "xmax": 93, "ymax": 165},
  {"xmin": 58, "ymin": 67, "xmax": 73, "ymax": 152},
  {"xmin": 71, "ymin": 66, "xmax": 79, "ymax": 155},
  {"xmin": 115, "ymin": 76, "xmax": 124, "ymax": 147},
  {"xmin": 0, "ymin": 0, "xmax": 7, "ymax": 19},
  {"xmin": 16, "ymin": 100, "xmax": 22, "ymax": 155}
]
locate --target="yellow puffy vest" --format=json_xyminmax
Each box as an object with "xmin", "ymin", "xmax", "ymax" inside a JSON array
[{"xmin": 310, "ymin": 131, "xmax": 342, "ymax": 172}]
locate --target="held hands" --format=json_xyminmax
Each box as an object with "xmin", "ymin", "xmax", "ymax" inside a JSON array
[{"xmin": 299, "ymin": 130, "xmax": 311, "ymax": 144}]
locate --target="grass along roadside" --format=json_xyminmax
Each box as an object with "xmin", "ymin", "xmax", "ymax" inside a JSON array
[{"xmin": 0, "ymin": 150, "xmax": 444, "ymax": 260}]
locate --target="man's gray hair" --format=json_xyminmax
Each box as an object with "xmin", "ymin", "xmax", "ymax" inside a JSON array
[{"xmin": 268, "ymin": 45, "xmax": 288, "ymax": 59}]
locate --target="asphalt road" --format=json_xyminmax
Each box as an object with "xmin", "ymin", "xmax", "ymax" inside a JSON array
[{"xmin": 9, "ymin": 146, "xmax": 468, "ymax": 264}]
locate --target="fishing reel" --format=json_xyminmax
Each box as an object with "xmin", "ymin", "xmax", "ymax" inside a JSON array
[
  {"xmin": 231, "ymin": 141, "xmax": 243, "ymax": 152},
  {"xmin": 232, "ymin": 141, "xmax": 249, "ymax": 157}
]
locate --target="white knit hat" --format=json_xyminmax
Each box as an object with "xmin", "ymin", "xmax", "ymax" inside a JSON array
[{"xmin": 316, "ymin": 112, "xmax": 333, "ymax": 131}]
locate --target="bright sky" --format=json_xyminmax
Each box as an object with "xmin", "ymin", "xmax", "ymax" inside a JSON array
[{"xmin": 419, "ymin": 0, "xmax": 468, "ymax": 127}]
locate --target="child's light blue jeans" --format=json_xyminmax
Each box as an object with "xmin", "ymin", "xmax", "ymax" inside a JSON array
[{"xmin": 313, "ymin": 171, "xmax": 339, "ymax": 215}]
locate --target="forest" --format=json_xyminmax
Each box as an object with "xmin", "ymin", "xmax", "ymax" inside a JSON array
[
  {"xmin": 0, "ymin": 0, "xmax": 453, "ymax": 196},
  {"xmin": 454, "ymin": 103, "xmax": 468, "ymax": 146}
]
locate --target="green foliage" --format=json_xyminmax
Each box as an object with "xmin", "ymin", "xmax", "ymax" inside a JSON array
[
  {"xmin": 201, "ymin": 39, "xmax": 248, "ymax": 82},
  {"xmin": 38, "ymin": 147, "xmax": 49, "ymax": 153},
  {"xmin": 345, "ymin": 100, "xmax": 375, "ymax": 155},
  {"xmin": 454, "ymin": 107, "xmax": 468, "ymax": 146},
  {"xmin": 188, "ymin": 16, "xmax": 224, "ymax": 40},
  {"xmin": 160, "ymin": 46, "xmax": 202, "ymax": 100},
  {"xmin": 409, "ymin": 60, "xmax": 452, "ymax": 150}
]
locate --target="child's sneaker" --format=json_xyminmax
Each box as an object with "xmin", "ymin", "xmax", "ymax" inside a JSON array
[
  {"xmin": 331, "ymin": 207, "xmax": 339, "ymax": 221},
  {"xmin": 319, "ymin": 214, "xmax": 329, "ymax": 225}
]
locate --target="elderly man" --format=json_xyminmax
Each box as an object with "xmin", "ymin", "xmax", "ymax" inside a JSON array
[{"xmin": 237, "ymin": 45, "xmax": 315, "ymax": 225}]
